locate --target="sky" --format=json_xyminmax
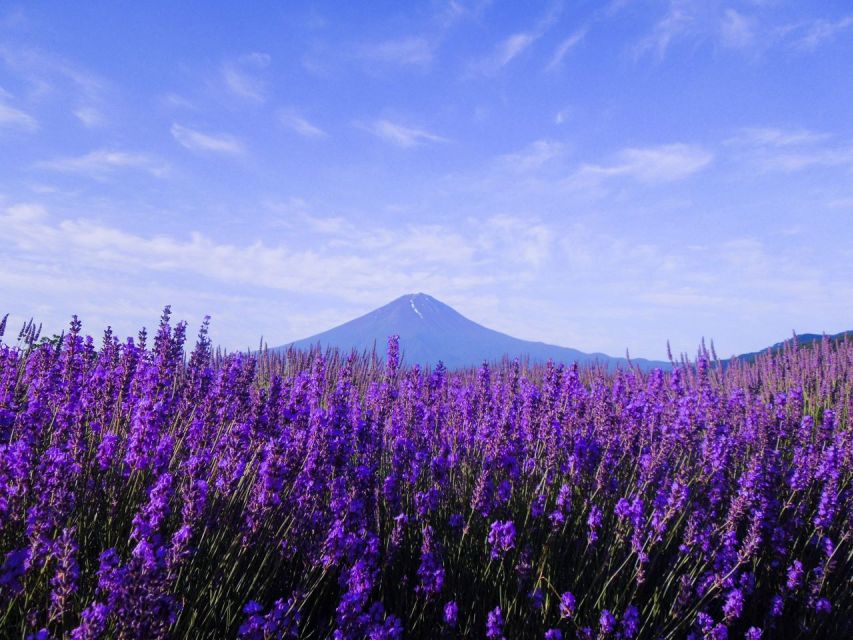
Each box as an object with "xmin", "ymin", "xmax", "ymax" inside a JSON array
[{"xmin": 1, "ymin": 0, "xmax": 852, "ymax": 360}]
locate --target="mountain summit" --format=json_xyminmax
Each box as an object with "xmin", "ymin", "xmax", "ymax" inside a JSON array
[{"xmin": 277, "ymin": 293, "xmax": 669, "ymax": 370}]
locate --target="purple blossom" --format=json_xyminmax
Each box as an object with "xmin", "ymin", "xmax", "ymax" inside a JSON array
[
  {"xmin": 559, "ymin": 591, "xmax": 576, "ymax": 618},
  {"xmin": 723, "ymin": 588, "xmax": 743, "ymax": 622},
  {"xmin": 70, "ymin": 602, "xmax": 110, "ymax": 640},
  {"xmin": 487, "ymin": 520, "xmax": 516, "ymax": 560},
  {"xmin": 443, "ymin": 600, "xmax": 458, "ymax": 627},
  {"xmin": 815, "ymin": 597, "xmax": 832, "ymax": 615},
  {"xmin": 599, "ymin": 609, "xmax": 617, "ymax": 636},
  {"xmin": 486, "ymin": 606, "xmax": 504, "ymax": 639},
  {"xmin": 621, "ymin": 604, "xmax": 640, "ymax": 639}
]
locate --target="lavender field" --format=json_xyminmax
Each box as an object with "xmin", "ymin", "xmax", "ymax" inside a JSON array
[{"xmin": 0, "ymin": 309, "xmax": 851, "ymax": 639}]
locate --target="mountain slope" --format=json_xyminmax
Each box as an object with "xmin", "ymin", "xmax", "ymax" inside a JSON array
[
  {"xmin": 731, "ymin": 330, "xmax": 853, "ymax": 363},
  {"xmin": 276, "ymin": 293, "xmax": 669, "ymax": 370}
]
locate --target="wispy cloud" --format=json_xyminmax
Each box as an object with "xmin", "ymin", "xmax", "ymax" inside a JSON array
[
  {"xmin": 436, "ymin": 0, "xmax": 494, "ymax": 28},
  {"xmin": 362, "ymin": 119, "xmax": 448, "ymax": 148},
  {"xmin": 73, "ymin": 106, "xmax": 105, "ymax": 128},
  {"xmin": 479, "ymin": 214, "xmax": 553, "ymax": 267},
  {"xmin": 570, "ymin": 143, "xmax": 714, "ymax": 185},
  {"xmin": 278, "ymin": 110, "xmax": 327, "ymax": 138},
  {"xmin": 571, "ymin": 143, "xmax": 713, "ymax": 185},
  {"xmin": 730, "ymin": 127, "xmax": 831, "ymax": 147},
  {"xmin": 34, "ymin": 149, "xmax": 169, "ymax": 178},
  {"xmin": 470, "ymin": 5, "xmax": 562, "ymax": 75},
  {"xmin": 0, "ymin": 95, "xmax": 38, "ymax": 131},
  {"xmin": 0, "ymin": 202, "xmax": 507, "ymax": 304},
  {"xmin": 221, "ymin": 52, "xmax": 271, "ymax": 102},
  {"xmin": 728, "ymin": 127, "xmax": 853, "ymax": 172},
  {"xmin": 786, "ymin": 16, "xmax": 853, "ymax": 51},
  {"xmin": 634, "ymin": 1, "xmax": 695, "ymax": 59},
  {"xmin": 720, "ymin": 9, "xmax": 754, "ymax": 49},
  {"xmin": 545, "ymin": 28, "xmax": 586, "ymax": 71},
  {"xmin": 0, "ymin": 45, "xmax": 107, "ymax": 127},
  {"xmin": 160, "ymin": 93, "xmax": 197, "ymax": 111},
  {"xmin": 171, "ymin": 123, "xmax": 245, "ymax": 155},
  {"xmin": 360, "ymin": 37, "xmax": 435, "ymax": 67},
  {"xmin": 497, "ymin": 139, "xmax": 566, "ymax": 173}
]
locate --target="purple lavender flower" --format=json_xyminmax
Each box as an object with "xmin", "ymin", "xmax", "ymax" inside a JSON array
[
  {"xmin": 770, "ymin": 595, "xmax": 784, "ymax": 617},
  {"xmin": 723, "ymin": 588, "xmax": 743, "ymax": 622},
  {"xmin": 0, "ymin": 547, "xmax": 30, "ymax": 596},
  {"xmin": 559, "ymin": 591, "xmax": 576, "ymax": 618},
  {"xmin": 486, "ymin": 606, "xmax": 504, "ymax": 639},
  {"xmin": 48, "ymin": 527, "xmax": 80, "ymax": 623},
  {"xmin": 443, "ymin": 600, "xmax": 458, "ymax": 627},
  {"xmin": 70, "ymin": 602, "xmax": 110, "ymax": 640},
  {"xmin": 710, "ymin": 624, "xmax": 728, "ymax": 640},
  {"xmin": 532, "ymin": 493, "xmax": 546, "ymax": 518},
  {"xmin": 587, "ymin": 504, "xmax": 603, "ymax": 545},
  {"xmin": 599, "ymin": 609, "xmax": 617, "ymax": 636},
  {"xmin": 814, "ymin": 597, "xmax": 831, "ymax": 615},
  {"xmin": 544, "ymin": 630, "xmax": 563, "ymax": 640},
  {"xmin": 786, "ymin": 560, "xmax": 803, "ymax": 591},
  {"xmin": 621, "ymin": 604, "xmax": 640, "ymax": 639},
  {"xmin": 487, "ymin": 520, "xmax": 516, "ymax": 560}
]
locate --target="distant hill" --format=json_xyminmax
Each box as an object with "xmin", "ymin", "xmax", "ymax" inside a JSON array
[
  {"xmin": 731, "ymin": 330, "xmax": 853, "ymax": 363},
  {"xmin": 274, "ymin": 293, "xmax": 670, "ymax": 370}
]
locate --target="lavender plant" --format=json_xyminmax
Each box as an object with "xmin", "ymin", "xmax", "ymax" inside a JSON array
[{"xmin": 0, "ymin": 310, "xmax": 851, "ymax": 639}]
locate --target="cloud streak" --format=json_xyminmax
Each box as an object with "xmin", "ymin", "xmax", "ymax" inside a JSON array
[
  {"xmin": 171, "ymin": 124, "xmax": 245, "ymax": 155},
  {"xmin": 221, "ymin": 52, "xmax": 271, "ymax": 102},
  {"xmin": 360, "ymin": 37, "xmax": 435, "ymax": 67},
  {"xmin": 35, "ymin": 149, "xmax": 169, "ymax": 178},
  {"xmin": 788, "ymin": 16, "xmax": 853, "ymax": 51},
  {"xmin": 728, "ymin": 127, "xmax": 853, "ymax": 173},
  {"xmin": 0, "ymin": 99, "xmax": 38, "ymax": 131},
  {"xmin": 470, "ymin": 5, "xmax": 562, "ymax": 74},
  {"xmin": 278, "ymin": 110, "xmax": 327, "ymax": 138},
  {"xmin": 545, "ymin": 29, "xmax": 586, "ymax": 71},
  {"xmin": 570, "ymin": 143, "xmax": 713, "ymax": 185},
  {"xmin": 362, "ymin": 119, "xmax": 448, "ymax": 148}
]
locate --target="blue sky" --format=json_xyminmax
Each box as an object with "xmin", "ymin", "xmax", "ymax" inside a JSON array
[{"xmin": 1, "ymin": 1, "xmax": 852, "ymax": 359}]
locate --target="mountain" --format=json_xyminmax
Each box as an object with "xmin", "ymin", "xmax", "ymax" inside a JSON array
[
  {"xmin": 275, "ymin": 293, "xmax": 670, "ymax": 370},
  {"xmin": 731, "ymin": 330, "xmax": 853, "ymax": 363}
]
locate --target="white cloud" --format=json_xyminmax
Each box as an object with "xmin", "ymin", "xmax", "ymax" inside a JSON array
[
  {"xmin": 361, "ymin": 37, "xmax": 435, "ymax": 66},
  {"xmin": 278, "ymin": 110, "xmax": 327, "ymax": 138},
  {"xmin": 571, "ymin": 143, "xmax": 713, "ymax": 185},
  {"xmin": 730, "ymin": 127, "xmax": 831, "ymax": 147},
  {"xmin": 827, "ymin": 195, "xmax": 853, "ymax": 209},
  {"xmin": 362, "ymin": 119, "xmax": 448, "ymax": 148},
  {"xmin": 720, "ymin": 9, "xmax": 754, "ymax": 49},
  {"xmin": 789, "ymin": 16, "xmax": 853, "ymax": 51},
  {"xmin": 35, "ymin": 149, "xmax": 169, "ymax": 178},
  {"xmin": 171, "ymin": 123, "xmax": 245, "ymax": 155},
  {"xmin": 728, "ymin": 127, "xmax": 853, "ymax": 172},
  {"xmin": 0, "ymin": 99, "xmax": 38, "ymax": 131},
  {"xmin": 497, "ymin": 139, "xmax": 566, "ymax": 173},
  {"xmin": 222, "ymin": 52, "xmax": 271, "ymax": 102},
  {"xmin": 634, "ymin": 1, "xmax": 695, "ymax": 59},
  {"xmin": 479, "ymin": 214, "xmax": 553, "ymax": 267},
  {"xmin": 73, "ymin": 106, "xmax": 105, "ymax": 127},
  {"xmin": 0, "ymin": 202, "xmax": 544, "ymax": 310},
  {"xmin": 470, "ymin": 5, "xmax": 561, "ymax": 74},
  {"xmin": 546, "ymin": 29, "xmax": 586, "ymax": 71},
  {"xmin": 160, "ymin": 93, "xmax": 197, "ymax": 110},
  {"xmin": 0, "ymin": 45, "xmax": 107, "ymax": 128}
]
